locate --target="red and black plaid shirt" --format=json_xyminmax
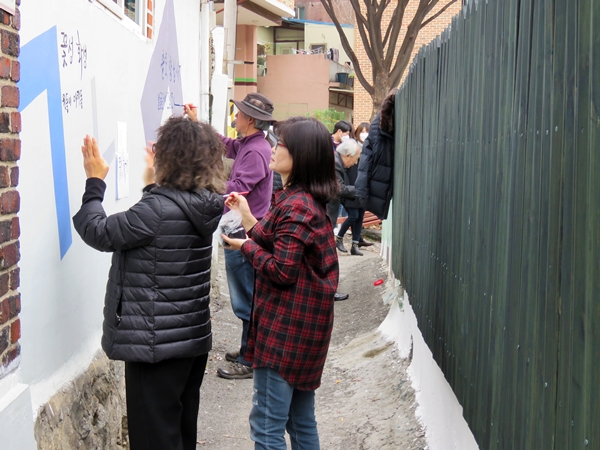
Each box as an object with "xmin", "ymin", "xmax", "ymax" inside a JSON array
[{"xmin": 241, "ymin": 186, "xmax": 339, "ymax": 390}]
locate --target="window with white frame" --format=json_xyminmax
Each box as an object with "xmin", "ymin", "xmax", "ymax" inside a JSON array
[
  {"xmin": 124, "ymin": 0, "xmax": 140, "ymax": 24},
  {"xmin": 97, "ymin": 0, "xmax": 145, "ymax": 30}
]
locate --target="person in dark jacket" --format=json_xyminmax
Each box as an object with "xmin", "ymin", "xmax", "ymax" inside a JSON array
[
  {"xmin": 72, "ymin": 116, "xmax": 226, "ymax": 450},
  {"xmin": 336, "ymin": 164, "xmax": 374, "ymax": 256},
  {"xmin": 327, "ymin": 138, "xmax": 360, "ymax": 301},
  {"xmin": 334, "ymin": 123, "xmax": 375, "ymax": 255},
  {"xmin": 332, "ymin": 120, "xmax": 352, "ymax": 148},
  {"xmin": 327, "ymin": 138, "xmax": 360, "ymax": 230},
  {"xmin": 355, "ymin": 88, "xmax": 397, "ymax": 220}
]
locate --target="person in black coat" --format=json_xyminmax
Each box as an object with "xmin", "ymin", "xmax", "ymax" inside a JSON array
[
  {"xmin": 72, "ymin": 116, "xmax": 226, "ymax": 450},
  {"xmin": 327, "ymin": 139, "xmax": 359, "ymax": 226},
  {"xmin": 324, "ymin": 134, "xmax": 358, "ymax": 301},
  {"xmin": 334, "ymin": 123, "xmax": 375, "ymax": 255},
  {"xmin": 355, "ymin": 88, "xmax": 397, "ymax": 220}
]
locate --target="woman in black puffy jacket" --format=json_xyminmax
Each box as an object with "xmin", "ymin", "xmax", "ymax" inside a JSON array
[
  {"xmin": 73, "ymin": 116, "xmax": 226, "ymax": 450},
  {"xmin": 355, "ymin": 88, "xmax": 397, "ymax": 220}
]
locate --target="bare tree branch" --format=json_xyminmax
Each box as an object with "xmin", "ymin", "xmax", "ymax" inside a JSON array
[
  {"xmin": 320, "ymin": 0, "xmax": 375, "ymax": 95},
  {"xmin": 383, "ymin": 0, "xmax": 409, "ymax": 65},
  {"xmin": 352, "ymin": 0, "xmax": 370, "ymax": 28},
  {"xmin": 349, "ymin": 0, "xmax": 378, "ymax": 63},
  {"xmin": 420, "ymin": 0, "xmax": 458, "ymax": 29},
  {"xmin": 354, "ymin": 6, "xmax": 387, "ymax": 74},
  {"xmin": 388, "ymin": 0, "xmax": 432, "ymax": 85},
  {"xmin": 381, "ymin": 10, "xmax": 396, "ymax": 50},
  {"xmin": 321, "ymin": 0, "xmax": 458, "ymax": 116},
  {"xmin": 350, "ymin": 0, "xmax": 385, "ymax": 72},
  {"xmin": 380, "ymin": 0, "xmax": 392, "ymax": 13}
]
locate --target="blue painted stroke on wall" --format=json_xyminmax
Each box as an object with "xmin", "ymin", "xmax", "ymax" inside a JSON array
[{"xmin": 19, "ymin": 26, "xmax": 72, "ymax": 259}]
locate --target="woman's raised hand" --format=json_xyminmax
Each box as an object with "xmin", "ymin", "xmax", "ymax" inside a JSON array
[
  {"xmin": 82, "ymin": 135, "xmax": 109, "ymax": 180},
  {"xmin": 184, "ymin": 104, "xmax": 198, "ymax": 122}
]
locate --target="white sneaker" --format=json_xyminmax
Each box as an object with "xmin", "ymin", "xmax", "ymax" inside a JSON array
[{"xmin": 333, "ymin": 226, "xmax": 340, "ymax": 235}]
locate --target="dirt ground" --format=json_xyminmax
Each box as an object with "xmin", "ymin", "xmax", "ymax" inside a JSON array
[{"xmin": 197, "ymin": 235, "xmax": 426, "ymax": 450}]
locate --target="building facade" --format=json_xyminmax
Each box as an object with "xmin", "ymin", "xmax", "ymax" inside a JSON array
[
  {"xmin": 294, "ymin": 0, "xmax": 353, "ymax": 25},
  {"xmin": 0, "ymin": 0, "xmax": 209, "ymax": 446},
  {"xmin": 215, "ymin": 0, "xmax": 295, "ymax": 101}
]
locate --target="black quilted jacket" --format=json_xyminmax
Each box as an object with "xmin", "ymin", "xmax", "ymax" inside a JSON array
[
  {"xmin": 355, "ymin": 113, "xmax": 395, "ymax": 220},
  {"xmin": 327, "ymin": 151, "xmax": 356, "ymax": 226},
  {"xmin": 73, "ymin": 178, "xmax": 224, "ymax": 363}
]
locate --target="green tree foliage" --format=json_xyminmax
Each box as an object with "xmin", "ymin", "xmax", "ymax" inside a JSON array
[{"xmin": 308, "ymin": 108, "xmax": 345, "ymax": 132}]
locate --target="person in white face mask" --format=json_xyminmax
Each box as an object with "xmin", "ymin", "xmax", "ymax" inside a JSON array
[
  {"xmin": 331, "ymin": 120, "xmax": 352, "ymax": 148},
  {"xmin": 354, "ymin": 122, "xmax": 370, "ymax": 149}
]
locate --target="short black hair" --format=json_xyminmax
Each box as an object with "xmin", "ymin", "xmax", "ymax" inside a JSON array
[
  {"xmin": 333, "ymin": 120, "xmax": 352, "ymax": 134},
  {"xmin": 277, "ymin": 117, "xmax": 339, "ymax": 204}
]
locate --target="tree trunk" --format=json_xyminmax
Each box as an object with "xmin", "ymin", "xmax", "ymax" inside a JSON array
[{"xmin": 371, "ymin": 69, "xmax": 391, "ymax": 121}]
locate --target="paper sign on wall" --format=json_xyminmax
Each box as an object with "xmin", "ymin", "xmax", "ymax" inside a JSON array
[{"xmin": 116, "ymin": 122, "xmax": 129, "ymax": 199}]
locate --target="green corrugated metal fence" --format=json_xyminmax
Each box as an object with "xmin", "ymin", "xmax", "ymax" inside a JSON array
[{"xmin": 392, "ymin": 0, "xmax": 599, "ymax": 448}]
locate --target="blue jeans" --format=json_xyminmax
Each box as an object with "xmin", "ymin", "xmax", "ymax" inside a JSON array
[
  {"xmin": 250, "ymin": 368, "xmax": 320, "ymax": 450},
  {"xmin": 224, "ymin": 248, "xmax": 254, "ymax": 366},
  {"xmin": 337, "ymin": 207, "xmax": 365, "ymax": 242}
]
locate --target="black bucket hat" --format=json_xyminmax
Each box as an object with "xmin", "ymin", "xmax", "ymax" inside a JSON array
[{"xmin": 232, "ymin": 93, "xmax": 275, "ymax": 122}]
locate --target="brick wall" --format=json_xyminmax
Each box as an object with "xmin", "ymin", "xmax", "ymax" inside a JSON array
[
  {"xmin": 0, "ymin": 0, "xmax": 21, "ymax": 379},
  {"xmin": 146, "ymin": 0, "xmax": 154, "ymax": 39},
  {"xmin": 353, "ymin": 0, "xmax": 462, "ymax": 124}
]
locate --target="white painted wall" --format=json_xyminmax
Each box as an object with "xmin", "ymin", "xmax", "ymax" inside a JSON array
[
  {"xmin": 257, "ymin": 26, "xmax": 274, "ymax": 49},
  {"xmin": 304, "ymin": 23, "xmax": 354, "ymax": 66},
  {"xmin": 378, "ymin": 221, "xmax": 480, "ymax": 450},
  {"xmin": 0, "ymin": 0, "xmax": 203, "ymax": 444}
]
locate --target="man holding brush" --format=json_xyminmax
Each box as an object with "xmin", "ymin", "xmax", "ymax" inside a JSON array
[{"xmin": 186, "ymin": 93, "xmax": 275, "ymax": 379}]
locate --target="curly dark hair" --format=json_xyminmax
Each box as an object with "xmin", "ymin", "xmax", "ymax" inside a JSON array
[{"xmin": 153, "ymin": 117, "xmax": 227, "ymax": 193}]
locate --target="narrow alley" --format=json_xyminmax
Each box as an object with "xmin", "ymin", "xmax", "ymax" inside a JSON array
[{"xmin": 197, "ymin": 237, "xmax": 426, "ymax": 449}]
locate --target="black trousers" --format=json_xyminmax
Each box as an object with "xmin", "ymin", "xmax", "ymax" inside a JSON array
[{"xmin": 124, "ymin": 353, "xmax": 209, "ymax": 450}]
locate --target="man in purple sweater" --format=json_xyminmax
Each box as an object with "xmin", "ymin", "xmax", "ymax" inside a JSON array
[{"xmin": 218, "ymin": 93, "xmax": 275, "ymax": 379}]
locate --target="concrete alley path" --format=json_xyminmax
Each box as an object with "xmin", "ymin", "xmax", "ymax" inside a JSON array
[{"xmin": 196, "ymin": 235, "xmax": 427, "ymax": 450}]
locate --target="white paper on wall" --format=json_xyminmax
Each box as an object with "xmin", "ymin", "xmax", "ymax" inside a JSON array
[
  {"xmin": 117, "ymin": 121, "xmax": 127, "ymax": 155},
  {"xmin": 116, "ymin": 122, "xmax": 129, "ymax": 199},
  {"xmin": 116, "ymin": 153, "xmax": 130, "ymax": 199}
]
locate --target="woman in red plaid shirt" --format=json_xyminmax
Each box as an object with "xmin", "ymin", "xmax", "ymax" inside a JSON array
[{"xmin": 222, "ymin": 117, "xmax": 340, "ymax": 449}]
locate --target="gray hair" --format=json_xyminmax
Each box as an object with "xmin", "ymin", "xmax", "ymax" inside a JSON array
[
  {"xmin": 336, "ymin": 139, "xmax": 360, "ymax": 157},
  {"xmin": 254, "ymin": 119, "xmax": 271, "ymax": 131}
]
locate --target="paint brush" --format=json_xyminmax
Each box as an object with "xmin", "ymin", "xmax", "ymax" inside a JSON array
[{"xmin": 174, "ymin": 103, "xmax": 198, "ymax": 108}]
